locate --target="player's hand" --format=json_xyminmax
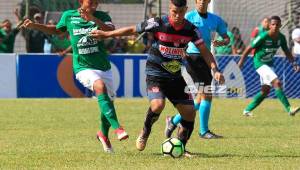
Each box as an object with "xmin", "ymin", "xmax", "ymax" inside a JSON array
[
  {"xmin": 213, "ymin": 71, "xmax": 225, "ymax": 84},
  {"xmin": 79, "ymin": 8, "xmax": 95, "ymax": 22},
  {"xmin": 293, "ymin": 64, "xmax": 300, "ymax": 73},
  {"xmin": 90, "ymin": 30, "xmax": 110, "ymax": 39},
  {"xmin": 20, "ymin": 19, "xmax": 34, "ymax": 29}
]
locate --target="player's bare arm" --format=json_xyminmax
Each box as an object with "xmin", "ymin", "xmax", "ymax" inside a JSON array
[
  {"xmin": 21, "ymin": 19, "xmax": 64, "ymax": 35},
  {"xmin": 238, "ymin": 46, "xmax": 253, "ymax": 69},
  {"xmin": 196, "ymin": 43, "xmax": 225, "ymax": 84},
  {"xmin": 90, "ymin": 25, "xmax": 137, "ymax": 39},
  {"xmin": 283, "ymin": 49, "xmax": 300, "ymax": 72}
]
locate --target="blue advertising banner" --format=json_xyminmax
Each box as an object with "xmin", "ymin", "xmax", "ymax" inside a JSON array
[{"xmin": 16, "ymin": 54, "xmax": 300, "ymax": 98}]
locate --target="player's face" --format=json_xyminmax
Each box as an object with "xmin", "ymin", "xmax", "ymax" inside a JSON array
[
  {"xmin": 269, "ymin": 19, "xmax": 281, "ymax": 33},
  {"xmin": 81, "ymin": 0, "xmax": 99, "ymax": 12},
  {"xmin": 195, "ymin": 0, "xmax": 211, "ymax": 12},
  {"xmin": 169, "ymin": 4, "xmax": 187, "ymax": 25}
]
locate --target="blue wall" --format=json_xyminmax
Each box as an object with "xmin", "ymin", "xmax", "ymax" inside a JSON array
[{"xmin": 16, "ymin": 54, "xmax": 300, "ymax": 98}]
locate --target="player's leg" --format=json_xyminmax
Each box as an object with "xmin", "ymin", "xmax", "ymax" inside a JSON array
[
  {"xmin": 136, "ymin": 76, "xmax": 166, "ymax": 151},
  {"xmin": 165, "ymin": 55, "xmax": 203, "ymax": 138},
  {"xmin": 163, "ymin": 77, "xmax": 195, "ymax": 156},
  {"xmin": 243, "ymin": 65, "xmax": 273, "ymax": 116},
  {"xmin": 272, "ymin": 79, "xmax": 300, "ymax": 116},
  {"xmin": 185, "ymin": 55, "xmax": 220, "ymax": 139},
  {"xmin": 244, "ymin": 85, "xmax": 270, "ymax": 116},
  {"xmin": 76, "ymin": 69, "xmax": 128, "ymax": 152}
]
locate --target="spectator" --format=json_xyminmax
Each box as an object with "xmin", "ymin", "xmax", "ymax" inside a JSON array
[
  {"xmin": 112, "ymin": 36, "xmax": 127, "ymax": 53},
  {"xmin": 0, "ymin": 9, "xmax": 21, "ymax": 53},
  {"xmin": 292, "ymin": 28, "xmax": 300, "ymax": 57},
  {"xmin": 232, "ymin": 27, "xmax": 245, "ymax": 55},
  {"xmin": 215, "ymin": 30, "xmax": 234, "ymax": 55},
  {"xmin": 23, "ymin": 13, "xmax": 47, "ymax": 53}
]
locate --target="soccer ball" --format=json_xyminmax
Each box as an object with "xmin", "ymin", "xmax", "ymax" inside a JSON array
[{"xmin": 161, "ymin": 138, "xmax": 184, "ymax": 158}]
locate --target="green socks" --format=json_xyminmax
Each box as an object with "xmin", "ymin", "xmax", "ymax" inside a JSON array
[
  {"xmin": 275, "ymin": 88, "xmax": 290, "ymax": 112},
  {"xmin": 98, "ymin": 94, "xmax": 120, "ymax": 134},
  {"xmin": 99, "ymin": 112, "xmax": 111, "ymax": 137},
  {"xmin": 245, "ymin": 92, "xmax": 267, "ymax": 112}
]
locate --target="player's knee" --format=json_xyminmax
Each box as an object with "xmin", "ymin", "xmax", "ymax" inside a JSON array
[
  {"xmin": 150, "ymin": 100, "xmax": 165, "ymax": 113},
  {"xmin": 93, "ymin": 80, "xmax": 107, "ymax": 95},
  {"xmin": 272, "ymin": 79, "xmax": 282, "ymax": 88}
]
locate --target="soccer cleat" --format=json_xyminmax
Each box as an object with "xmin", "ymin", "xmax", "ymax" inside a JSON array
[
  {"xmin": 96, "ymin": 131, "xmax": 114, "ymax": 153},
  {"xmin": 243, "ymin": 110, "xmax": 253, "ymax": 117},
  {"xmin": 136, "ymin": 130, "xmax": 149, "ymax": 151},
  {"xmin": 114, "ymin": 127, "xmax": 129, "ymax": 141},
  {"xmin": 199, "ymin": 130, "xmax": 223, "ymax": 139},
  {"xmin": 164, "ymin": 116, "xmax": 177, "ymax": 138},
  {"xmin": 288, "ymin": 107, "xmax": 300, "ymax": 116}
]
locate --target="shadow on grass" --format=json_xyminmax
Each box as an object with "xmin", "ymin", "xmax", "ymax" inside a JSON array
[{"xmin": 151, "ymin": 152, "xmax": 300, "ymax": 158}]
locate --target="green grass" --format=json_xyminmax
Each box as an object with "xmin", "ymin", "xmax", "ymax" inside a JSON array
[{"xmin": 0, "ymin": 98, "xmax": 300, "ymax": 169}]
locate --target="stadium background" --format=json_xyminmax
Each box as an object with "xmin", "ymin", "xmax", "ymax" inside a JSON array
[{"xmin": 0, "ymin": 0, "xmax": 298, "ymax": 52}]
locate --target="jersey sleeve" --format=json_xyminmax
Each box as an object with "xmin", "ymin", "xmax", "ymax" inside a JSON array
[
  {"xmin": 136, "ymin": 17, "xmax": 160, "ymax": 34},
  {"xmin": 251, "ymin": 33, "xmax": 265, "ymax": 48},
  {"xmin": 280, "ymin": 34, "xmax": 289, "ymax": 52},
  {"xmin": 191, "ymin": 28, "xmax": 204, "ymax": 46},
  {"xmin": 56, "ymin": 11, "xmax": 68, "ymax": 32},
  {"xmin": 216, "ymin": 17, "xmax": 227, "ymax": 36}
]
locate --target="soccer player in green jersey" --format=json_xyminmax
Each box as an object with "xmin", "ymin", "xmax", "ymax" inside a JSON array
[
  {"xmin": 21, "ymin": 0, "xmax": 128, "ymax": 153},
  {"xmin": 238, "ymin": 16, "xmax": 300, "ymax": 116}
]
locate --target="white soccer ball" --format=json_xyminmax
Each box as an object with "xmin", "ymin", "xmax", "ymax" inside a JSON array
[{"xmin": 161, "ymin": 138, "xmax": 184, "ymax": 158}]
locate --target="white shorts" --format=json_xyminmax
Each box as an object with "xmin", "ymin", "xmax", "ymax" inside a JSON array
[
  {"xmin": 75, "ymin": 69, "xmax": 116, "ymax": 100},
  {"xmin": 256, "ymin": 65, "xmax": 278, "ymax": 86}
]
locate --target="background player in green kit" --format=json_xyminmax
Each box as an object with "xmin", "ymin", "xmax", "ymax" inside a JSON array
[
  {"xmin": 238, "ymin": 16, "xmax": 300, "ymax": 117},
  {"xmin": 20, "ymin": 0, "xmax": 128, "ymax": 153}
]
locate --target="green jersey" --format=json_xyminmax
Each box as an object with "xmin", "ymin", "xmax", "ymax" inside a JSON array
[
  {"xmin": 56, "ymin": 10, "xmax": 112, "ymax": 74},
  {"xmin": 251, "ymin": 31, "xmax": 288, "ymax": 69}
]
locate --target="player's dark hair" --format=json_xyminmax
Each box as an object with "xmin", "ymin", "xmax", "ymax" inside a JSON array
[
  {"xmin": 270, "ymin": 16, "xmax": 281, "ymax": 23},
  {"xmin": 170, "ymin": 0, "xmax": 187, "ymax": 7}
]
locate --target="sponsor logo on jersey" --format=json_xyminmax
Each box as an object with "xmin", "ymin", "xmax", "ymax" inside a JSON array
[
  {"xmin": 159, "ymin": 45, "xmax": 185, "ymax": 59},
  {"xmin": 73, "ymin": 27, "xmax": 97, "ymax": 36},
  {"xmin": 265, "ymin": 40, "xmax": 273, "ymax": 46}
]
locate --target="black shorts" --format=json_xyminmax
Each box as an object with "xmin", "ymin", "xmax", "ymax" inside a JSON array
[
  {"xmin": 185, "ymin": 54, "xmax": 213, "ymax": 86},
  {"xmin": 146, "ymin": 75, "xmax": 193, "ymax": 106}
]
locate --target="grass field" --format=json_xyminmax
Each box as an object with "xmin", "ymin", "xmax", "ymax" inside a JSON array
[{"xmin": 0, "ymin": 98, "xmax": 300, "ymax": 169}]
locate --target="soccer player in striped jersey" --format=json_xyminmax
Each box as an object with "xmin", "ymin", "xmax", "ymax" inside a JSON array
[
  {"xmin": 165, "ymin": 0, "xmax": 230, "ymax": 139},
  {"xmin": 238, "ymin": 16, "xmax": 300, "ymax": 117}
]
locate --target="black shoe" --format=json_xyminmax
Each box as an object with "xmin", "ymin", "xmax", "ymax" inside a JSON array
[
  {"xmin": 164, "ymin": 116, "xmax": 177, "ymax": 138},
  {"xmin": 199, "ymin": 130, "xmax": 223, "ymax": 139}
]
